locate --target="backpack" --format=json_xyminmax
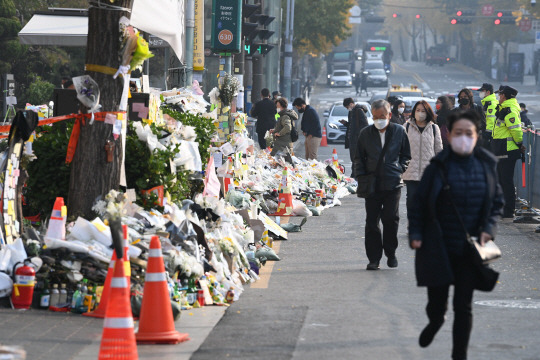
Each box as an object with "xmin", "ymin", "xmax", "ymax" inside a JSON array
[{"xmin": 290, "ymin": 119, "xmax": 299, "ymax": 142}]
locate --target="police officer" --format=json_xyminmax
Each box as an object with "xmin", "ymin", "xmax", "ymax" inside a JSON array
[
  {"xmin": 493, "ymin": 85, "xmax": 523, "ymax": 218},
  {"xmin": 479, "ymin": 83, "xmax": 498, "ymax": 146}
]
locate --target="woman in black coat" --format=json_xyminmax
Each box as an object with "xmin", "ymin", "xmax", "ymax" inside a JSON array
[
  {"xmin": 390, "ymin": 99, "xmax": 406, "ymax": 125},
  {"xmin": 435, "ymin": 95, "xmax": 452, "ymax": 148},
  {"xmin": 408, "ymin": 110, "xmax": 504, "ymax": 360}
]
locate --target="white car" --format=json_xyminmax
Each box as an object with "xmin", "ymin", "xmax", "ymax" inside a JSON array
[
  {"xmin": 329, "ymin": 70, "xmax": 353, "ymax": 87},
  {"xmin": 324, "ymin": 101, "xmax": 373, "ymax": 143}
]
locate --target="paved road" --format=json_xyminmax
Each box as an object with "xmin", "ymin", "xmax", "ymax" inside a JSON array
[{"xmin": 194, "ymin": 69, "xmax": 540, "ymax": 359}]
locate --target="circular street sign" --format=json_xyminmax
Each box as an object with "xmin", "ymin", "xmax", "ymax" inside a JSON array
[
  {"xmin": 350, "ymin": 5, "xmax": 361, "ymax": 17},
  {"xmin": 520, "ymin": 18, "xmax": 532, "ymax": 32},
  {"xmin": 482, "ymin": 4, "xmax": 494, "ymax": 16},
  {"xmin": 218, "ymin": 29, "xmax": 234, "ymax": 46}
]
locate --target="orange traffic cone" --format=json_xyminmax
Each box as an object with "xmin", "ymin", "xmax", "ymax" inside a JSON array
[
  {"xmin": 45, "ymin": 197, "xmax": 66, "ymax": 240},
  {"xmin": 332, "ymin": 148, "xmax": 339, "ymax": 167},
  {"xmin": 85, "ymin": 226, "xmax": 130, "ymax": 318},
  {"xmin": 320, "ymin": 127, "xmax": 328, "ymax": 147},
  {"xmin": 136, "ymin": 236, "xmax": 189, "ymax": 344},
  {"xmin": 98, "ymin": 257, "xmax": 138, "ymax": 359},
  {"xmin": 271, "ymin": 167, "xmax": 294, "ymax": 216}
]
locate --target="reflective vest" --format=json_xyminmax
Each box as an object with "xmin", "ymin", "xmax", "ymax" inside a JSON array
[
  {"xmin": 481, "ymin": 94, "xmax": 498, "ymax": 135},
  {"xmin": 492, "ymin": 98, "xmax": 522, "ymax": 155}
]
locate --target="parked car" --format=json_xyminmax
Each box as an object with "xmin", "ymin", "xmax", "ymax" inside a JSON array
[
  {"xmin": 329, "ymin": 70, "xmax": 353, "ymax": 87},
  {"xmin": 325, "ymin": 101, "xmax": 373, "ymax": 143},
  {"xmin": 365, "ymin": 68, "xmax": 389, "ymax": 87}
]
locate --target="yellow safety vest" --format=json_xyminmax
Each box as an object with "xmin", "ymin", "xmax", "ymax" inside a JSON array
[
  {"xmin": 481, "ymin": 94, "xmax": 498, "ymax": 135},
  {"xmin": 492, "ymin": 98, "xmax": 522, "ymax": 154}
]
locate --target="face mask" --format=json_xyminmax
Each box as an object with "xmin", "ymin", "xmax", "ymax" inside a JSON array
[
  {"xmin": 450, "ymin": 135, "xmax": 475, "ymax": 156},
  {"xmin": 436, "ymin": 104, "xmax": 441, "ymax": 111},
  {"xmin": 398, "ymin": 107, "xmax": 405, "ymax": 114},
  {"xmin": 297, "ymin": 107, "xmax": 305, "ymax": 113},
  {"xmin": 458, "ymin": 98, "xmax": 470, "ymax": 106},
  {"xmin": 496, "ymin": 94, "xmax": 501, "ymax": 102},
  {"xmin": 416, "ymin": 112, "xmax": 427, "ymax": 121},
  {"xmin": 479, "ymin": 91, "xmax": 486, "ymax": 99},
  {"xmin": 373, "ymin": 119, "xmax": 389, "ymax": 130}
]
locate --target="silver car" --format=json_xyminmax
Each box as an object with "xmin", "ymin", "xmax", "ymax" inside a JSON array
[
  {"xmin": 329, "ymin": 70, "xmax": 353, "ymax": 87},
  {"xmin": 324, "ymin": 102, "xmax": 374, "ymax": 143}
]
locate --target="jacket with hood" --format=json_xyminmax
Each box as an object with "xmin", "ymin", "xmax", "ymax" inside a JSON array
[
  {"xmin": 402, "ymin": 120, "xmax": 443, "ymax": 181},
  {"xmin": 271, "ymin": 109, "xmax": 299, "ymax": 155}
]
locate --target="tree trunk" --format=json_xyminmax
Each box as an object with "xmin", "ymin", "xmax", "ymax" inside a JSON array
[{"xmin": 67, "ymin": 0, "xmax": 133, "ymax": 219}]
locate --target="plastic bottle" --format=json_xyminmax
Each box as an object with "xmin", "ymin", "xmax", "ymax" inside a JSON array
[
  {"xmin": 66, "ymin": 285, "xmax": 74, "ymax": 306},
  {"xmin": 49, "ymin": 284, "xmax": 60, "ymax": 308},
  {"xmin": 59, "ymin": 284, "xmax": 67, "ymax": 304},
  {"xmin": 186, "ymin": 278, "xmax": 197, "ymax": 305},
  {"xmin": 70, "ymin": 284, "xmax": 81, "ymax": 309},
  {"xmin": 84, "ymin": 286, "xmax": 94, "ymax": 311},
  {"xmin": 79, "ymin": 280, "xmax": 88, "ymax": 311},
  {"xmin": 39, "ymin": 281, "xmax": 50, "ymax": 309}
]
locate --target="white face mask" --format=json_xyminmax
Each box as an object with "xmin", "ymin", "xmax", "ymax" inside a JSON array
[
  {"xmin": 496, "ymin": 94, "xmax": 500, "ymax": 102},
  {"xmin": 450, "ymin": 135, "xmax": 476, "ymax": 156},
  {"xmin": 373, "ymin": 119, "xmax": 389, "ymax": 130},
  {"xmin": 398, "ymin": 107, "xmax": 405, "ymax": 114},
  {"xmin": 479, "ymin": 91, "xmax": 486, "ymax": 99},
  {"xmin": 416, "ymin": 112, "xmax": 427, "ymax": 121}
]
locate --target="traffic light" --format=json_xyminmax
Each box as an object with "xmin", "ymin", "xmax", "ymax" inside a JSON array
[
  {"xmin": 450, "ymin": 17, "xmax": 472, "ymax": 24},
  {"xmin": 242, "ymin": 2, "xmax": 261, "ymax": 44},
  {"xmin": 494, "ymin": 10, "xmax": 516, "ymax": 25},
  {"xmin": 456, "ymin": 10, "xmax": 476, "ymax": 16},
  {"xmin": 415, "ymin": 14, "xmax": 421, "ymax": 19},
  {"xmin": 392, "ymin": 13, "xmax": 399, "ymax": 18},
  {"xmin": 244, "ymin": 44, "xmax": 274, "ymax": 56}
]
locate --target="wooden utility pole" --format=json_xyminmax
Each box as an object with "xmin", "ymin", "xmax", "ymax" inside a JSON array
[{"xmin": 67, "ymin": 0, "xmax": 134, "ymax": 218}]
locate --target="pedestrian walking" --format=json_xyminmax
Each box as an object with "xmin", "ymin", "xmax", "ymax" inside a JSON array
[
  {"xmin": 341, "ymin": 97, "xmax": 369, "ymax": 176},
  {"xmin": 293, "ymin": 98, "xmax": 322, "ymax": 160},
  {"xmin": 354, "ymin": 99, "xmax": 411, "ymax": 270},
  {"xmin": 409, "ymin": 110, "xmax": 504, "ymax": 360},
  {"xmin": 492, "ymin": 85, "xmax": 523, "ymax": 218},
  {"xmin": 272, "ymin": 90, "xmax": 281, "ymax": 101},
  {"xmin": 270, "ymin": 98, "xmax": 298, "ymax": 156},
  {"xmin": 360, "ymin": 72, "xmax": 368, "ymax": 96},
  {"xmin": 435, "ymin": 96, "xmax": 453, "ymax": 149},
  {"xmin": 305, "ymin": 78, "xmax": 312, "ymax": 98},
  {"xmin": 453, "ymin": 88, "xmax": 486, "ymax": 132},
  {"xmin": 478, "ymin": 83, "xmax": 498, "ymax": 141},
  {"xmin": 354, "ymin": 74, "xmax": 361, "ymax": 96},
  {"xmin": 403, "ymin": 100, "xmax": 443, "ymax": 214},
  {"xmin": 519, "ymin": 103, "xmax": 532, "ymax": 127},
  {"xmin": 250, "ymin": 88, "xmax": 277, "ymax": 149},
  {"xmin": 390, "ymin": 100, "xmax": 406, "ymax": 125}
]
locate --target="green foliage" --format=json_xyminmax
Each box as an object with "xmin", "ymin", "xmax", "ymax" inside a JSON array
[
  {"xmin": 24, "ymin": 122, "xmax": 73, "ymax": 217},
  {"xmin": 0, "ymin": 0, "xmax": 24, "ymax": 74},
  {"xmin": 27, "ymin": 76, "xmax": 55, "ymax": 105}
]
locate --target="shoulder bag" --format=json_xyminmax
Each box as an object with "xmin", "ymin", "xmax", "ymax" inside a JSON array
[
  {"xmin": 357, "ymin": 128, "xmax": 393, "ymax": 198},
  {"xmin": 437, "ymin": 166, "xmax": 501, "ymax": 291},
  {"xmin": 290, "ymin": 118, "xmax": 299, "ymax": 142}
]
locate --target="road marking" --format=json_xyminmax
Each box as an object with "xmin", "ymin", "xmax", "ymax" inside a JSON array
[
  {"xmin": 475, "ymin": 299, "xmax": 540, "ymax": 309},
  {"xmin": 250, "ymin": 241, "xmax": 281, "ymax": 289}
]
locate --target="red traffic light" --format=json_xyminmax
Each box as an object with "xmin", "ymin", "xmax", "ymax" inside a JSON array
[
  {"xmin": 494, "ymin": 19, "xmax": 501, "ymax": 25},
  {"xmin": 497, "ymin": 12, "xmax": 503, "ymax": 17},
  {"xmin": 392, "ymin": 13, "xmax": 398, "ymax": 18},
  {"xmin": 457, "ymin": 10, "xmax": 463, "ymax": 16},
  {"xmin": 451, "ymin": 18, "xmax": 457, "ymax": 25},
  {"xmin": 416, "ymin": 14, "xmax": 421, "ymax": 19}
]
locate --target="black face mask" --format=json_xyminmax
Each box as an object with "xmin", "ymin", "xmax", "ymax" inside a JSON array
[
  {"xmin": 458, "ymin": 98, "xmax": 470, "ymax": 106},
  {"xmin": 297, "ymin": 107, "xmax": 305, "ymax": 113}
]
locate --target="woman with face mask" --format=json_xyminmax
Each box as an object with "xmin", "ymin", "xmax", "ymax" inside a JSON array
[
  {"xmin": 453, "ymin": 88, "xmax": 486, "ymax": 134},
  {"xmin": 402, "ymin": 100, "xmax": 443, "ymax": 214},
  {"xmin": 408, "ymin": 110, "xmax": 504, "ymax": 360},
  {"xmin": 391, "ymin": 100, "xmax": 406, "ymax": 125},
  {"xmin": 270, "ymin": 98, "xmax": 298, "ymax": 156}
]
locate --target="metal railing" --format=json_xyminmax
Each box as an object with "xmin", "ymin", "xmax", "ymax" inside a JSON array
[{"xmin": 513, "ymin": 125, "xmax": 540, "ymax": 232}]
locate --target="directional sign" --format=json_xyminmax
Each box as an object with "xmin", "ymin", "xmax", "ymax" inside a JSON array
[
  {"xmin": 482, "ymin": 4, "xmax": 494, "ymax": 16},
  {"xmin": 211, "ymin": 0, "xmax": 242, "ymax": 53},
  {"xmin": 519, "ymin": 18, "xmax": 532, "ymax": 32}
]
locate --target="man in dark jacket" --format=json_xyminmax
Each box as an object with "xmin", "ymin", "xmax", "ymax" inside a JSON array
[
  {"xmin": 520, "ymin": 103, "xmax": 532, "ymax": 127},
  {"xmin": 341, "ymin": 98, "xmax": 369, "ymax": 175},
  {"xmin": 250, "ymin": 88, "xmax": 277, "ymax": 149},
  {"xmin": 354, "ymin": 99, "xmax": 411, "ymax": 270},
  {"xmin": 293, "ymin": 97, "xmax": 322, "ymax": 160}
]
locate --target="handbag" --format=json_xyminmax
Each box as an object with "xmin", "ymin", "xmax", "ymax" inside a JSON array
[
  {"xmin": 437, "ymin": 166, "xmax": 501, "ymax": 291},
  {"xmin": 357, "ymin": 128, "xmax": 393, "ymax": 198}
]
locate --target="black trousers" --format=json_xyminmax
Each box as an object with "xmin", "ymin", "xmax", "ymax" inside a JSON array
[
  {"xmin": 364, "ymin": 188, "xmax": 401, "ymax": 263},
  {"xmin": 497, "ymin": 150, "xmax": 520, "ymax": 215},
  {"xmin": 405, "ymin": 180, "xmax": 420, "ymax": 215},
  {"xmin": 257, "ymin": 130, "xmax": 267, "ymax": 149},
  {"xmin": 426, "ymin": 252, "xmax": 476, "ymax": 360}
]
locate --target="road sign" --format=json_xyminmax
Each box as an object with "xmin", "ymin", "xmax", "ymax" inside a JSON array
[
  {"xmin": 349, "ymin": 17, "xmax": 362, "ymax": 24},
  {"xmin": 519, "ymin": 18, "xmax": 532, "ymax": 32},
  {"xmin": 211, "ymin": 0, "xmax": 242, "ymax": 53},
  {"xmin": 350, "ymin": 5, "xmax": 361, "ymax": 17},
  {"xmin": 482, "ymin": 4, "xmax": 494, "ymax": 16}
]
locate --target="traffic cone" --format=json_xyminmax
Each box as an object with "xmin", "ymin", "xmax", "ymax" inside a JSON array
[
  {"xmin": 271, "ymin": 167, "xmax": 294, "ymax": 216},
  {"xmin": 98, "ymin": 258, "xmax": 138, "ymax": 359},
  {"xmin": 320, "ymin": 127, "xmax": 328, "ymax": 147},
  {"xmin": 136, "ymin": 236, "xmax": 189, "ymax": 344},
  {"xmin": 45, "ymin": 197, "xmax": 66, "ymax": 240},
  {"xmin": 84, "ymin": 225, "xmax": 130, "ymax": 318},
  {"xmin": 332, "ymin": 148, "xmax": 339, "ymax": 168}
]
